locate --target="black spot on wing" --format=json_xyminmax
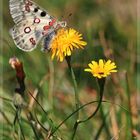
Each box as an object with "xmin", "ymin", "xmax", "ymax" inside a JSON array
[
  {"xmin": 40, "ymin": 11, "xmax": 46, "ymax": 17},
  {"xmin": 34, "ymin": 8, "xmax": 38, "ymax": 12},
  {"xmin": 34, "ymin": 7, "xmax": 39, "ymax": 12}
]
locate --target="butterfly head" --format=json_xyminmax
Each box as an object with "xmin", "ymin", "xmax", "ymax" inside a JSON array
[
  {"xmin": 59, "ymin": 21, "xmax": 67, "ymax": 27},
  {"xmin": 56, "ymin": 21, "xmax": 67, "ymax": 29}
]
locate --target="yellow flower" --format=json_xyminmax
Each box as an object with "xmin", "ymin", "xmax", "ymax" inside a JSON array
[
  {"xmin": 50, "ymin": 28, "xmax": 87, "ymax": 62},
  {"xmin": 84, "ymin": 59, "xmax": 117, "ymax": 79}
]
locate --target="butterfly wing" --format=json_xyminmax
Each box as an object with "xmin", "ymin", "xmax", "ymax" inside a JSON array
[
  {"xmin": 9, "ymin": 0, "xmax": 53, "ymax": 24},
  {"xmin": 9, "ymin": 0, "xmax": 56, "ymax": 51},
  {"xmin": 10, "ymin": 17, "xmax": 56, "ymax": 51},
  {"xmin": 11, "ymin": 21, "xmax": 41, "ymax": 51},
  {"xmin": 42, "ymin": 31, "xmax": 56, "ymax": 51}
]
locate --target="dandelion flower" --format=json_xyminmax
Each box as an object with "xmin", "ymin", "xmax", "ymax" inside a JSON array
[
  {"xmin": 50, "ymin": 28, "xmax": 87, "ymax": 62},
  {"xmin": 84, "ymin": 59, "xmax": 117, "ymax": 79}
]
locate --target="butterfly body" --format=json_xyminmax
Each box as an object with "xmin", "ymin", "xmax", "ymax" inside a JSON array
[
  {"xmin": 9, "ymin": 0, "xmax": 66, "ymax": 51},
  {"xmin": 43, "ymin": 31, "xmax": 55, "ymax": 51}
]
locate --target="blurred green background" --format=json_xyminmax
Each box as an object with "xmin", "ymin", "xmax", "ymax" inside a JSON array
[{"xmin": 1, "ymin": 0, "xmax": 139, "ymax": 140}]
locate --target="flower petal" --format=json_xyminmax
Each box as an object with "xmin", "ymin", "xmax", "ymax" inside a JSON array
[
  {"xmin": 50, "ymin": 28, "xmax": 87, "ymax": 62},
  {"xmin": 84, "ymin": 59, "xmax": 117, "ymax": 78}
]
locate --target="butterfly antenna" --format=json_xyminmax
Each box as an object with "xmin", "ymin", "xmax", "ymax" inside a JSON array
[
  {"xmin": 66, "ymin": 13, "xmax": 73, "ymax": 26},
  {"xmin": 61, "ymin": 13, "xmax": 72, "ymax": 21},
  {"xmin": 68, "ymin": 13, "xmax": 72, "ymax": 18},
  {"xmin": 61, "ymin": 15, "xmax": 64, "ymax": 20}
]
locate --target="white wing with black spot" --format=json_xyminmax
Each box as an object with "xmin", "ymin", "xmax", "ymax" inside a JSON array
[
  {"xmin": 9, "ymin": 0, "xmax": 57, "ymax": 51},
  {"xmin": 10, "ymin": 18, "xmax": 55, "ymax": 51},
  {"xmin": 9, "ymin": 0, "xmax": 53, "ymax": 24}
]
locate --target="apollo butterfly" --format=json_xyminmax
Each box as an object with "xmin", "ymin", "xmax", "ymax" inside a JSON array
[{"xmin": 9, "ymin": 0, "xmax": 67, "ymax": 51}]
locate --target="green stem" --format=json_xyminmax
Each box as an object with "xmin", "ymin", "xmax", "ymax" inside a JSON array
[
  {"xmin": 79, "ymin": 78, "xmax": 105, "ymax": 123},
  {"xmin": 70, "ymin": 78, "xmax": 105, "ymax": 139},
  {"xmin": 66, "ymin": 56, "xmax": 79, "ymax": 118},
  {"xmin": 100, "ymin": 106, "xmax": 111, "ymax": 139},
  {"xmin": 27, "ymin": 112, "xmax": 40, "ymax": 140},
  {"xmin": 17, "ymin": 109, "xmax": 21, "ymax": 140},
  {"xmin": 71, "ymin": 121, "xmax": 79, "ymax": 140},
  {"xmin": 50, "ymin": 100, "xmax": 129, "ymax": 137},
  {"xmin": 125, "ymin": 72, "xmax": 134, "ymax": 139},
  {"xmin": 65, "ymin": 56, "xmax": 79, "ymax": 140},
  {"xmin": 17, "ymin": 110, "xmax": 25, "ymax": 140},
  {"xmin": 51, "ymin": 100, "xmax": 100, "ymax": 136},
  {"xmin": 95, "ymin": 110, "xmax": 109, "ymax": 140}
]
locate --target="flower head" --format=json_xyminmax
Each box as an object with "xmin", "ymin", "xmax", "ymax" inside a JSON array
[
  {"xmin": 84, "ymin": 59, "xmax": 117, "ymax": 79},
  {"xmin": 50, "ymin": 28, "xmax": 87, "ymax": 62},
  {"xmin": 9, "ymin": 57, "xmax": 25, "ymax": 81},
  {"xmin": 9, "ymin": 57, "xmax": 21, "ymax": 69}
]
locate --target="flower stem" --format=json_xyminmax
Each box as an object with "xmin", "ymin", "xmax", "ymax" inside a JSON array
[
  {"xmin": 125, "ymin": 72, "xmax": 134, "ymax": 139},
  {"xmin": 70, "ymin": 78, "xmax": 105, "ymax": 139},
  {"xmin": 65, "ymin": 56, "xmax": 80, "ymax": 140},
  {"xmin": 79, "ymin": 78, "xmax": 105, "ymax": 123},
  {"xmin": 100, "ymin": 106, "xmax": 111, "ymax": 138},
  {"xmin": 50, "ymin": 100, "xmax": 129, "ymax": 137},
  {"xmin": 71, "ymin": 121, "xmax": 79, "ymax": 140},
  {"xmin": 65, "ymin": 56, "xmax": 79, "ymax": 118},
  {"xmin": 27, "ymin": 112, "xmax": 40, "ymax": 140},
  {"xmin": 17, "ymin": 109, "xmax": 25, "ymax": 140},
  {"xmin": 51, "ymin": 100, "xmax": 100, "ymax": 136},
  {"xmin": 94, "ymin": 110, "xmax": 109, "ymax": 140}
]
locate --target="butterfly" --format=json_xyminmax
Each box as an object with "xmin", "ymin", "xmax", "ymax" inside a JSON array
[{"xmin": 9, "ymin": 0, "xmax": 67, "ymax": 51}]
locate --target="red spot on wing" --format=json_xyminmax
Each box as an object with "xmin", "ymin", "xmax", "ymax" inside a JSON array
[
  {"xmin": 34, "ymin": 18, "xmax": 40, "ymax": 23},
  {"xmin": 25, "ymin": 0, "xmax": 33, "ymax": 12},
  {"xmin": 26, "ymin": 0, "xmax": 33, "ymax": 6},
  {"xmin": 24, "ymin": 27, "xmax": 31, "ymax": 33},
  {"xmin": 29, "ymin": 38, "xmax": 36, "ymax": 45},
  {"xmin": 43, "ymin": 25, "xmax": 50, "ymax": 31},
  {"xmin": 25, "ymin": 5, "xmax": 30, "ymax": 12},
  {"xmin": 43, "ymin": 19, "xmax": 56, "ymax": 31},
  {"xmin": 49, "ymin": 19, "xmax": 56, "ymax": 26}
]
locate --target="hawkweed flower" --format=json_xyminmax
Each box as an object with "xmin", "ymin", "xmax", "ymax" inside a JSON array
[
  {"xmin": 84, "ymin": 59, "xmax": 117, "ymax": 79},
  {"xmin": 50, "ymin": 28, "xmax": 87, "ymax": 62}
]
